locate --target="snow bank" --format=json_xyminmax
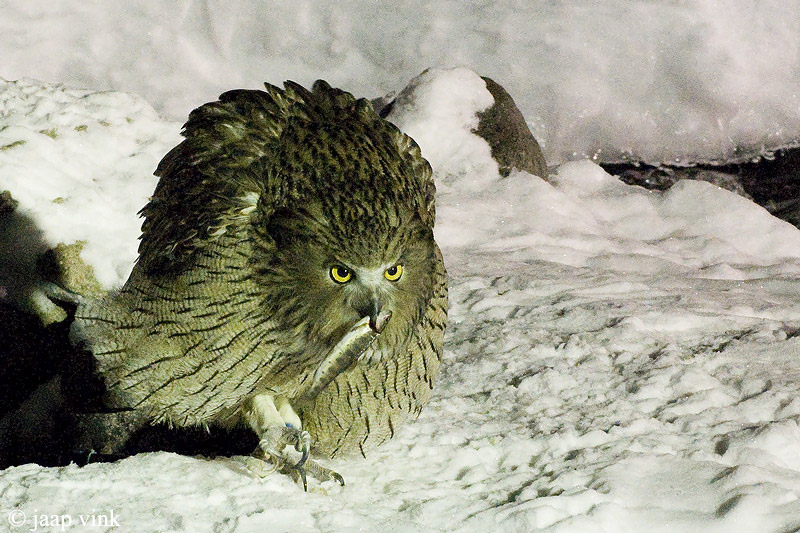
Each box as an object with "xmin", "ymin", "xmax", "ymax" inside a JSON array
[
  {"xmin": 386, "ymin": 68, "xmax": 498, "ymax": 192},
  {"xmin": 2, "ymin": 1, "xmax": 799, "ymax": 166},
  {"xmin": 411, "ymin": 70, "xmax": 800, "ymax": 276},
  {"xmin": 0, "ymin": 79, "xmax": 180, "ymax": 292}
]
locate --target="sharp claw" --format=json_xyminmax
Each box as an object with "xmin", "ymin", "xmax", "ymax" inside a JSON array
[
  {"xmin": 283, "ymin": 461, "xmax": 308, "ymax": 491},
  {"xmin": 298, "ymin": 465, "xmax": 308, "ymax": 492},
  {"xmin": 252, "ymin": 426, "xmax": 340, "ymax": 490},
  {"xmin": 295, "ymin": 430, "xmax": 311, "ymax": 468}
]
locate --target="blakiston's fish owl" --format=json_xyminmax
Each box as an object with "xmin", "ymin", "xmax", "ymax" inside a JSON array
[{"xmin": 71, "ymin": 80, "xmax": 448, "ymax": 486}]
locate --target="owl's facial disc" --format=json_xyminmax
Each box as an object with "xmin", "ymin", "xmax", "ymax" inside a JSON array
[{"xmin": 259, "ymin": 204, "xmax": 433, "ymax": 358}]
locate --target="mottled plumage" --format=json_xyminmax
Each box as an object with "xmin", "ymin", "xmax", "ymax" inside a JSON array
[{"xmin": 71, "ymin": 80, "xmax": 448, "ymax": 484}]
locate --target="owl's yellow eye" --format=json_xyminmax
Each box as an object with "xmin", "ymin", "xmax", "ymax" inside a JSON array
[
  {"xmin": 330, "ymin": 265, "xmax": 352, "ymax": 284},
  {"xmin": 384, "ymin": 264, "xmax": 403, "ymax": 281}
]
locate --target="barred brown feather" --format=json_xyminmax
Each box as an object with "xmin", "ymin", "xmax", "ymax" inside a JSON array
[{"xmin": 71, "ymin": 80, "xmax": 448, "ymax": 463}]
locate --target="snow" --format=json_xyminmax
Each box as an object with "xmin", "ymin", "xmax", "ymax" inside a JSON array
[
  {"xmin": 2, "ymin": 1, "xmax": 799, "ymax": 166},
  {"xmin": 0, "ymin": 80, "xmax": 180, "ymax": 290},
  {"xmin": 386, "ymin": 68, "xmax": 499, "ymax": 191},
  {"xmin": 2, "ymin": 3, "xmax": 800, "ymax": 531},
  {"xmin": 3, "ymin": 68, "xmax": 800, "ymax": 532},
  {"xmin": 437, "ymin": 158, "xmax": 800, "ymax": 274}
]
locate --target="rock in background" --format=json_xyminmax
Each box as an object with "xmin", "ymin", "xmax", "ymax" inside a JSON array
[
  {"xmin": 474, "ymin": 76, "xmax": 547, "ymax": 179},
  {"xmin": 373, "ymin": 70, "xmax": 548, "ymax": 180}
]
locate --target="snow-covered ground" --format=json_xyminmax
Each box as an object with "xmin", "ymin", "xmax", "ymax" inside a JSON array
[
  {"xmin": 2, "ymin": 2, "xmax": 800, "ymax": 532},
  {"xmin": 3, "ymin": 1, "xmax": 799, "ymax": 166},
  {"xmin": 3, "ymin": 67, "xmax": 800, "ymax": 532}
]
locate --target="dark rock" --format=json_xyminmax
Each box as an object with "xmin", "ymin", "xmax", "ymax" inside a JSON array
[
  {"xmin": 738, "ymin": 148, "xmax": 800, "ymax": 228},
  {"xmin": 473, "ymin": 76, "xmax": 547, "ymax": 178},
  {"xmin": 613, "ymin": 166, "xmax": 752, "ymax": 198},
  {"xmin": 0, "ymin": 190, "xmax": 18, "ymax": 216}
]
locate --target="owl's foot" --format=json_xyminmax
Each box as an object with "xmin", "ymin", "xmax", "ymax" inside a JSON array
[
  {"xmin": 252, "ymin": 425, "xmax": 343, "ymax": 490},
  {"xmin": 244, "ymin": 393, "xmax": 342, "ymax": 490},
  {"xmin": 256, "ymin": 424, "xmax": 309, "ymax": 468}
]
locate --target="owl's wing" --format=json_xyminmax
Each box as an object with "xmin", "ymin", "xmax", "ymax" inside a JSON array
[{"xmin": 136, "ymin": 84, "xmax": 302, "ymax": 273}]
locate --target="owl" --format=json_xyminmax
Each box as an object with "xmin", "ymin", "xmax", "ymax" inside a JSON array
[{"xmin": 70, "ymin": 80, "xmax": 448, "ymax": 488}]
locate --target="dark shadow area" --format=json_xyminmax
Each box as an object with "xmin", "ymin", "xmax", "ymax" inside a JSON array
[
  {"xmin": 0, "ymin": 303, "xmax": 69, "ymax": 419},
  {"xmin": 0, "ymin": 191, "xmax": 63, "ymax": 421},
  {"xmin": 109, "ymin": 424, "xmax": 257, "ymax": 460},
  {"xmin": 603, "ymin": 146, "xmax": 800, "ymax": 229},
  {"xmin": 0, "ymin": 191, "xmax": 257, "ymax": 470}
]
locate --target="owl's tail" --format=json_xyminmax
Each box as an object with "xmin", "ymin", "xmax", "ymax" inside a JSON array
[{"xmin": 65, "ymin": 295, "xmax": 148, "ymax": 457}]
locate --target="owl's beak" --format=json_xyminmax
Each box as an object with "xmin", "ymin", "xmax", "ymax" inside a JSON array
[
  {"xmin": 353, "ymin": 291, "xmax": 392, "ymax": 333},
  {"xmin": 370, "ymin": 308, "xmax": 392, "ymax": 333}
]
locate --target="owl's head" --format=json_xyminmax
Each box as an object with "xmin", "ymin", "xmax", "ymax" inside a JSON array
[
  {"xmin": 250, "ymin": 83, "xmax": 438, "ymax": 363},
  {"xmin": 258, "ymin": 198, "xmax": 436, "ymax": 363}
]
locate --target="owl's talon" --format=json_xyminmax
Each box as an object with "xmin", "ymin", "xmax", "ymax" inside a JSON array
[
  {"xmin": 252, "ymin": 429, "xmax": 344, "ymax": 489},
  {"xmin": 300, "ymin": 467, "xmax": 308, "ymax": 492},
  {"xmin": 289, "ymin": 464, "xmax": 308, "ymax": 492},
  {"xmin": 254, "ymin": 426, "xmax": 319, "ymax": 490},
  {"xmin": 303, "ymin": 458, "xmax": 345, "ymax": 486},
  {"xmin": 295, "ymin": 430, "xmax": 311, "ymax": 468}
]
